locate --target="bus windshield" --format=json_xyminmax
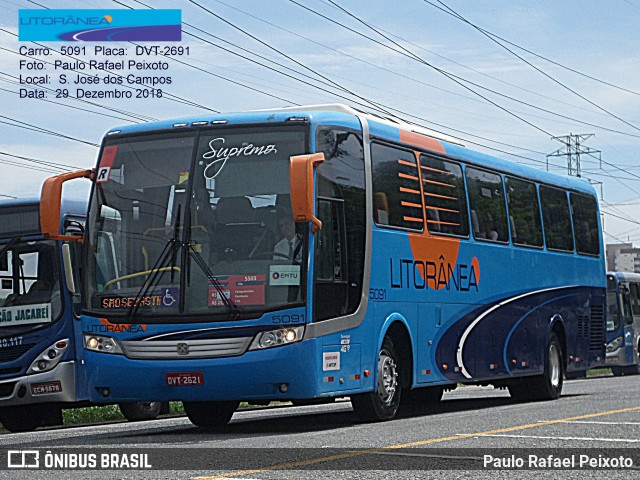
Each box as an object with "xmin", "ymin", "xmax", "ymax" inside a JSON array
[
  {"xmin": 606, "ymin": 289, "xmax": 620, "ymax": 332},
  {"xmin": 85, "ymin": 125, "xmax": 309, "ymax": 321},
  {"xmin": 0, "ymin": 240, "xmax": 63, "ymax": 333}
]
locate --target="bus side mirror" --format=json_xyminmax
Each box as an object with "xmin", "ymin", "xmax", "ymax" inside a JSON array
[
  {"xmin": 40, "ymin": 169, "xmax": 94, "ymax": 242},
  {"xmin": 289, "ymin": 152, "xmax": 325, "ymax": 233}
]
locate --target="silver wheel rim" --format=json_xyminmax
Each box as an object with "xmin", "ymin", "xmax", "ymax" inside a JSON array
[
  {"xmin": 549, "ymin": 344, "xmax": 561, "ymax": 387},
  {"xmin": 377, "ymin": 349, "xmax": 398, "ymax": 405}
]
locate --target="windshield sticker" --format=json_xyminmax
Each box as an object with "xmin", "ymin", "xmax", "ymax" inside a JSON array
[
  {"xmin": 96, "ymin": 145, "xmax": 118, "ymax": 184},
  {"xmin": 179, "ymin": 170, "xmax": 189, "ymax": 184},
  {"xmin": 208, "ymin": 275, "xmax": 265, "ymax": 306},
  {"xmin": 202, "ymin": 137, "xmax": 278, "ymax": 180},
  {"xmin": 269, "ymin": 265, "xmax": 301, "ymax": 286},
  {"xmin": 0, "ymin": 303, "xmax": 52, "ymax": 327},
  {"xmin": 100, "ymin": 288, "xmax": 179, "ymax": 309}
]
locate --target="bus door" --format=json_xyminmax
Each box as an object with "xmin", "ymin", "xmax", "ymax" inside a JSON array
[
  {"xmin": 629, "ymin": 282, "xmax": 640, "ymax": 365},
  {"xmin": 620, "ymin": 282, "xmax": 634, "ymax": 365}
]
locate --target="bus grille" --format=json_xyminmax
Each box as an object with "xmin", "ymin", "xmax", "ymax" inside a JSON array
[
  {"xmin": 589, "ymin": 304, "xmax": 605, "ymax": 351},
  {"xmin": 0, "ymin": 381, "xmax": 16, "ymax": 398},
  {"xmin": 119, "ymin": 337, "xmax": 252, "ymax": 360},
  {"xmin": 0, "ymin": 344, "xmax": 35, "ymax": 362}
]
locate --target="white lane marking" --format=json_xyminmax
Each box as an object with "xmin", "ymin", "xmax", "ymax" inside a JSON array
[
  {"xmin": 456, "ymin": 286, "xmax": 571, "ymax": 378},
  {"xmin": 463, "ymin": 433, "xmax": 640, "ymax": 443},
  {"xmin": 563, "ymin": 421, "xmax": 640, "ymax": 426}
]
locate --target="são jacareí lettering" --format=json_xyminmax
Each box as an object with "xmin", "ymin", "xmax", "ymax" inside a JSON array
[
  {"xmin": 0, "ymin": 305, "xmax": 50, "ymax": 323},
  {"xmin": 390, "ymin": 255, "xmax": 479, "ymax": 292}
]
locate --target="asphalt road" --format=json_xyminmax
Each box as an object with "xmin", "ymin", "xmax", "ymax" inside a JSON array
[{"xmin": 0, "ymin": 373, "xmax": 638, "ymax": 479}]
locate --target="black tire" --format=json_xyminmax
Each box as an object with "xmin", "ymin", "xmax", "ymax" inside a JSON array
[
  {"xmin": 351, "ymin": 336, "xmax": 402, "ymax": 421},
  {"xmin": 0, "ymin": 405, "xmax": 44, "ymax": 433},
  {"xmin": 611, "ymin": 366, "xmax": 624, "ymax": 377},
  {"xmin": 119, "ymin": 401, "xmax": 163, "ymax": 421},
  {"xmin": 509, "ymin": 332, "xmax": 564, "ymax": 401},
  {"xmin": 183, "ymin": 401, "xmax": 238, "ymax": 429}
]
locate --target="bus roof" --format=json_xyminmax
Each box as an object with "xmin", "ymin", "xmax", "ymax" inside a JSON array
[
  {"xmin": 0, "ymin": 196, "xmax": 87, "ymax": 240},
  {"xmin": 103, "ymin": 103, "xmax": 597, "ymax": 196}
]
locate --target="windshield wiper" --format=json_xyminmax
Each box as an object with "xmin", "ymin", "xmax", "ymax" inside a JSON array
[
  {"xmin": 0, "ymin": 236, "xmax": 20, "ymax": 262},
  {"xmin": 187, "ymin": 246, "xmax": 240, "ymax": 318},
  {"xmin": 183, "ymin": 220, "xmax": 240, "ymax": 318},
  {"xmin": 124, "ymin": 208, "xmax": 182, "ymax": 323}
]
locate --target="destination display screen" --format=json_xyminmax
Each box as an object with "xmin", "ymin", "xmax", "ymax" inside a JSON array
[{"xmin": 0, "ymin": 204, "xmax": 40, "ymax": 237}]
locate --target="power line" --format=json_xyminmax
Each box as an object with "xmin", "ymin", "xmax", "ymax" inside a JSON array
[
  {"xmin": 288, "ymin": 0, "xmax": 640, "ymax": 139},
  {"xmin": 422, "ymin": 0, "xmax": 640, "ymax": 98},
  {"xmin": 431, "ymin": 0, "xmax": 640, "ymax": 133},
  {"xmin": 0, "ymin": 114, "xmax": 100, "ymax": 147},
  {"xmin": 0, "ymin": 151, "xmax": 82, "ymax": 171}
]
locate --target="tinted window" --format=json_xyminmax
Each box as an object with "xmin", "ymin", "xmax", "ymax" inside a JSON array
[
  {"xmin": 505, "ymin": 177, "xmax": 543, "ymax": 248},
  {"xmin": 315, "ymin": 128, "xmax": 366, "ymax": 320},
  {"xmin": 630, "ymin": 283, "xmax": 640, "ymax": 316},
  {"xmin": 371, "ymin": 142, "xmax": 423, "ymax": 230},
  {"xmin": 570, "ymin": 193, "xmax": 600, "ymax": 256},
  {"xmin": 420, "ymin": 155, "xmax": 469, "ymax": 237},
  {"xmin": 540, "ymin": 186, "xmax": 574, "ymax": 252},
  {"xmin": 466, "ymin": 167, "xmax": 508, "ymax": 243}
]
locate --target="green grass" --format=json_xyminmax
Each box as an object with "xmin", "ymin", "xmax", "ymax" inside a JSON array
[
  {"xmin": 587, "ymin": 367, "xmax": 612, "ymax": 377},
  {"xmin": 62, "ymin": 401, "xmax": 185, "ymax": 426}
]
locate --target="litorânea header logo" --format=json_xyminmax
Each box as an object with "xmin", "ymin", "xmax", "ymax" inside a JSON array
[{"xmin": 18, "ymin": 9, "xmax": 181, "ymax": 42}]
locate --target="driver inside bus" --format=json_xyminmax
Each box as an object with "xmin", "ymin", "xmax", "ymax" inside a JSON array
[{"xmin": 273, "ymin": 212, "xmax": 302, "ymax": 262}]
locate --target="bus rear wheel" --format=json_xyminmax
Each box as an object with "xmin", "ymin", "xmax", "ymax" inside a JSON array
[
  {"xmin": 119, "ymin": 401, "xmax": 163, "ymax": 421},
  {"xmin": 351, "ymin": 336, "xmax": 401, "ymax": 421},
  {"xmin": 509, "ymin": 333, "xmax": 564, "ymax": 401},
  {"xmin": 0, "ymin": 405, "xmax": 44, "ymax": 433},
  {"xmin": 183, "ymin": 400, "xmax": 238, "ymax": 429}
]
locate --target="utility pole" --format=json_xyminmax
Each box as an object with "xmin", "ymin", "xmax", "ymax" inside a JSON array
[{"xmin": 546, "ymin": 133, "xmax": 601, "ymax": 178}]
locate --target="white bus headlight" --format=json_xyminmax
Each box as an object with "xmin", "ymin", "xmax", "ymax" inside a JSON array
[
  {"xmin": 28, "ymin": 338, "xmax": 70, "ymax": 374},
  {"xmin": 606, "ymin": 336, "xmax": 623, "ymax": 353},
  {"xmin": 83, "ymin": 334, "xmax": 123, "ymax": 354},
  {"xmin": 249, "ymin": 326, "xmax": 304, "ymax": 350}
]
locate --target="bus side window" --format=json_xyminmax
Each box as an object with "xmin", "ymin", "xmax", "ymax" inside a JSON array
[
  {"xmin": 466, "ymin": 167, "xmax": 508, "ymax": 243},
  {"xmin": 630, "ymin": 283, "xmax": 640, "ymax": 317},
  {"xmin": 540, "ymin": 186, "xmax": 574, "ymax": 252},
  {"xmin": 505, "ymin": 176, "xmax": 543, "ymax": 248},
  {"xmin": 570, "ymin": 192, "xmax": 600, "ymax": 256},
  {"xmin": 621, "ymin": 284, "xmax": 634, "ymax": 325},
  {"xmin": 314, "ymin": 198, "xmax": 349, "ymax": 319}
]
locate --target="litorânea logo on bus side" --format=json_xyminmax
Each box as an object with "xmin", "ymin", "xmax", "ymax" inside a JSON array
[{"xmin": 18, "ymin": 9, "xmax": 181, "ymax": 42}]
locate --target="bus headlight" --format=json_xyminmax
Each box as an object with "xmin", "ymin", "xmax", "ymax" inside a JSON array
[
  {"xmin": 249, "ymin": 326, "xmax": 304, "ymax": 350},
  {"xmin": 28, "ymin": 338, "xmax": 70, "ymax": 374},
  {"xmin": 83, "ymin": 334, "xmax": 123, "ymax": 354},
  {"xmin": 606, "ymin": 337, "xmax": 623, "ymax": 353}
]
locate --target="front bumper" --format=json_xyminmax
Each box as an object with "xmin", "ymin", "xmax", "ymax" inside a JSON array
[
  {"xmin": 85, "ymin": 340, "xmax": 320, "ymax": 403},
  {"xmin": 0, "ymin": 361, "xmax": 78, "ymax": 407}
]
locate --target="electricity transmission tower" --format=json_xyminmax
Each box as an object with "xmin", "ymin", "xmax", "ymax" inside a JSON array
[{"xmin": 546, "ymin": 133, "xmax": 601, "ymax": 178}]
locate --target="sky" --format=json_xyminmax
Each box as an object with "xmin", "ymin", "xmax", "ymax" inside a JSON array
[{"xmin": 1, "ymin": 0, "xmax": 639, "ymax": 246}]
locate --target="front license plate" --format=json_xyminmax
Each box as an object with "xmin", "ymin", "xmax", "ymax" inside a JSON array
[
  {"xmin": 166, "ymin": 372, "xmax": 204, "ymax": 386},
  {"xmin": 31, "ymin": 381, "xmax": 62, "ymax": 395}
]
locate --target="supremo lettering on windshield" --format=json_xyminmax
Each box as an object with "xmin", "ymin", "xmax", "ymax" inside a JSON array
[
  {"xmin": 202, "ymin": 137, "xmax": 278, "ymax": 180},
  {"xmin": 390, "ymin": 256, "xmax": 479, "ymax": 292}
]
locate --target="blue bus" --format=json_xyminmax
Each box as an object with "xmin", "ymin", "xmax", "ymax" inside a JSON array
[
  {"xmin": 605, "ymin": 271, "xmax": 640, "ymax": 375},
  {"xmin": 0, "ymin": 195, "xmax": 166, "ymax": 432},
  {"xmin": 43, "ymin": 104, "xmax": 606, "ymax": 427}
]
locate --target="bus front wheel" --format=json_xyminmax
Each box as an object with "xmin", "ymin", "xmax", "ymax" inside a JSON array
[
  {"xmin": 509, "ymin": 332, "xmax": 564, "ymax": 401},
  {"xmin": 0, "ymin": 405, "xmax": 44, "ymax": 433},
  {"xmin": 351, "ymin": 336, "xmax": 401, "ymax": 421},
  {"xmin": 183, "ymin": 400, "xmax": 238, "ymax": 429}
]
